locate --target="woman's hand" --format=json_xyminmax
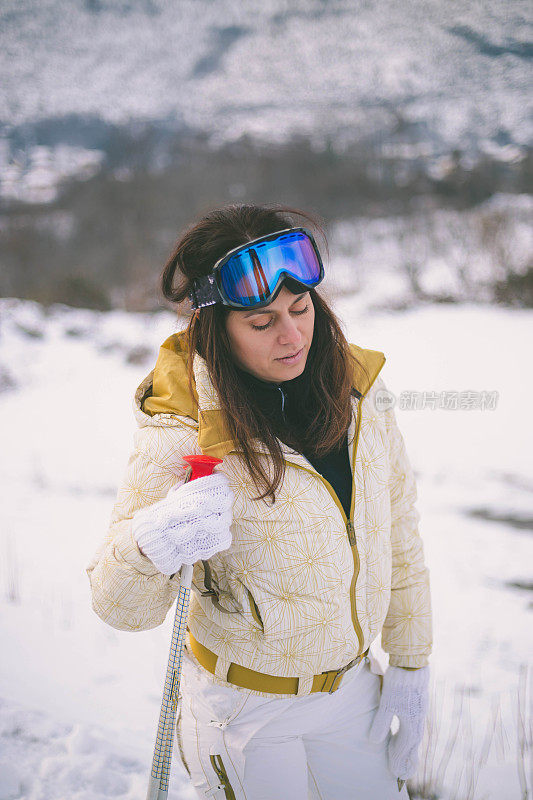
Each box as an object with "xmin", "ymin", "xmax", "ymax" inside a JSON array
[
  {"xmin": 368, "ymin": 665, "xmax": 429, "ymax": 781},
  {"xmin": 132, "ymin": 472, "xmax": 234, "ymax": 576}
]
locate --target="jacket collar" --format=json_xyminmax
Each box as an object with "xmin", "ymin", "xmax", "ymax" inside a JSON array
[{"xmin": 135, "ymin": 329, "xmax": 386, "ymax": 461}]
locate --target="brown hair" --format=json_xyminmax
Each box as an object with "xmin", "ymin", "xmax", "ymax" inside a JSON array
[{"xmin": 161, "ymin": 203, "xmax": 367, "ymax": 503}]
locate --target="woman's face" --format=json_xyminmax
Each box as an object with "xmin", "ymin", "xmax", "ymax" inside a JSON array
[{"xmin": 225, "ymin": 286, "xmax": 315, "ymax": 383}]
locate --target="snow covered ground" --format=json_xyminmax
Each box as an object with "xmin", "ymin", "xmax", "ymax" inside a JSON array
[{"xmin": 0, "ymin": 291, "xmax": 531, "ymax": 799}]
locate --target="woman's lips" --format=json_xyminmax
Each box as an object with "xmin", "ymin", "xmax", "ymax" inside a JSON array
[{"xmin": 276, "ymin": 347, "xmax": 304, "ymax": 365}]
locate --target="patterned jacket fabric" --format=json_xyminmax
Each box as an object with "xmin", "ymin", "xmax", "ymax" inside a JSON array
[{"xmin": 86, "ymin": 331, "xmax": 432, "ymax": 694}]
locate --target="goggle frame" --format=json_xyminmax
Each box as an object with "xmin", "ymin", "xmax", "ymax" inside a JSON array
[{"xmin": 189, "ymin": 226, "xmax": 324, "ymax": 310}]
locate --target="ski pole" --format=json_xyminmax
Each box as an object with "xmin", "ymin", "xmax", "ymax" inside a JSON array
[{"xmin": 146, "ymin": 454, "xmax": 223, "ymax": 800}]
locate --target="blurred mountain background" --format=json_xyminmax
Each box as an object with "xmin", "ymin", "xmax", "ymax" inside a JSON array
[{"xmin": 0, "ymin": 0, "xmax": 531, "ymax": 311}]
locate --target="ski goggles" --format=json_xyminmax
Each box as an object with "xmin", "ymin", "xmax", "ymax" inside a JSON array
[{"xmin": 189, "ymin": 227, "xmax": 324, "ymax": 310}]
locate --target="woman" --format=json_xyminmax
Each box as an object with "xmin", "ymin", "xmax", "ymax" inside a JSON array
[{"xmin": 87, "ymin": 203, "xmax": 432, "ymax": 799}]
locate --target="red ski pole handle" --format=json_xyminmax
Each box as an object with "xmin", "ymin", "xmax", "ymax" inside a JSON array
[
  {"xmin": 180, "ymin": 455, "xmax": 224, "ymax": 585},
  {"xmin": 182, "ymin": 454, "xmax": 223, "ymax": 482}
]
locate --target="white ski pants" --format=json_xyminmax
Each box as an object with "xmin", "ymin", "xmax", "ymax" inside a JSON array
[{"xmin": 178, "ymin": 650, "xmax": 409, "ymax": 800}]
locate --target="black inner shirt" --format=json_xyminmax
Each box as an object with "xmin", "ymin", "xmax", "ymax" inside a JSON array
[{"xmin": 234, "ymin": 350, "xmax": 354, "ymax": 519}]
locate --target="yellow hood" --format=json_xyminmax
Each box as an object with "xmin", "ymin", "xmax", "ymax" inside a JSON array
[{"xmin": 137, "ymin": 329, "xmax": 386, "ymax": 459}]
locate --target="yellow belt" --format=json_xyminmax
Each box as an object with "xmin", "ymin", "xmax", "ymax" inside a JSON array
[{"xmin": 187, "ymin": 631, "xmax": 368, "ymax": 695}]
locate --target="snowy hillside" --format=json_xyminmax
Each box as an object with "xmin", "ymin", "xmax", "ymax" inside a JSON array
[
  {"xmin": 1, "ymin": 0, "xmax": 531, "ymax": 154},
  {"xmin": 0, "ymin": 293, "xmax": 531, "ymax": 799}
]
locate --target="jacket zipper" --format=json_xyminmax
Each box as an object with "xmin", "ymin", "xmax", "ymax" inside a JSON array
[
  {"xmin": 278, "ymin": 386, "xmax": 287, "ymax": 422},
  {"xmin": 285, "ymin": 399, "xmax": 364, "ymax": 656}
]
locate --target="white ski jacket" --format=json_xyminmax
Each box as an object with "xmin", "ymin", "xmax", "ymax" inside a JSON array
[{"xmin": 87, "ymin": 331, "xmax": 432, "ymax": 695}]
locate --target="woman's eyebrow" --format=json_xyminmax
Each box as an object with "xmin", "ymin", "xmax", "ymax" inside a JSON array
[{"xmin": 243, "ymin": 293, "xmax": 307, "ymax": 318}]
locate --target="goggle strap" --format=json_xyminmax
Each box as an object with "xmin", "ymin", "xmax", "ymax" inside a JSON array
[{"xmin": 189, "ymin": 275, "xmax": 220, "ymax": 309}]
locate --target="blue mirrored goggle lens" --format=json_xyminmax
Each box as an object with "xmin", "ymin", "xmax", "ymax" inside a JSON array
[{"xmin": 219, "ymin": 231, "xmax": 322, "ymax": 306}]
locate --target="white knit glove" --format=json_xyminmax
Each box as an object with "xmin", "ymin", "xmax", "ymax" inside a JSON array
[
  {"xmin": 368, "ymin": 665, "xmax": 429, "ymax": 781},
  {"xmin": 132, "ymin": 472, "xmax": 234, "ymax": 576}
]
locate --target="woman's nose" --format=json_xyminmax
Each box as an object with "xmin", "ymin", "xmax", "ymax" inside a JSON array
[{"xmin": 277, "ymin": 315, "xmax": 302, "ymax": 346}]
